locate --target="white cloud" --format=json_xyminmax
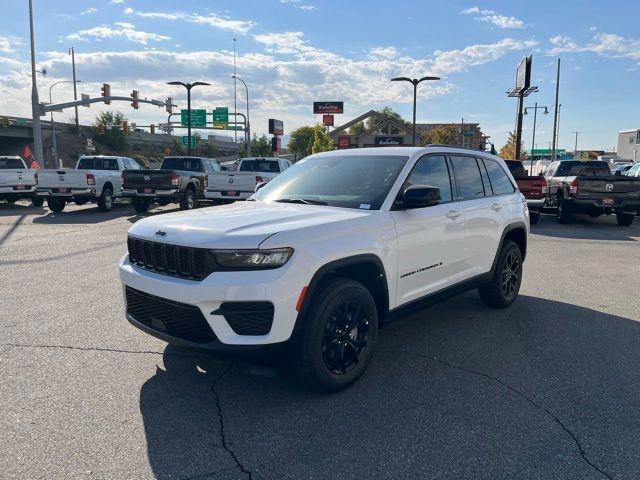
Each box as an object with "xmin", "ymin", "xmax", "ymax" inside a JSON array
[
  {"xmin": 110, "ymin": 0, "xmax": 124, "ymax": 3},
  {"xmin": 298, "ymin": 5, "xmax": 317, "ymax": 11},
  {"xmin": 461, "ymin": 6, "xmax": 524, "ymax": 29},
  {"xmin": 0, "ymin": 36, "xmax": 12, "ymax": 53},
  {"xmin": 547, "ymin": 32, "xmax": 640, "ymax": 60},
  {"xmin": 81, "ymin": 8, "xmax": 98, "ymax": 15},
  {"xmin": 67, "ymin": 23, "xmax": 171, "ymax": 45},
  {"xmin": 124, "ymin": 8, "xmax": 255, "ymax": 33}
]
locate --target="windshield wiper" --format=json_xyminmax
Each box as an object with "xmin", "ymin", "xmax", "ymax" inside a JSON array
[{"xmin": 274, "ymin": 198, "xmax": 328, "ymax": 206}]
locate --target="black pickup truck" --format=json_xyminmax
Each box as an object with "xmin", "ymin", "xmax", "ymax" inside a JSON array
[
  {"xmin": 544, "ymin": 160, "xmax": 640, "ymax": 226},
  {"xmin": 122, "ymin": 156, "xmax": 219, "ymax": 213}
]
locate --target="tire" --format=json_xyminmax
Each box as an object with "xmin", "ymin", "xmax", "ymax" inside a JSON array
[
  {"xmin": 97, "ymin": 188, "xmax": 113, "ymax": 212},
  {"xmin": 293, "ymin": 277, "xmax": 378, "ymax": 393},
  {"xmin": 478, "ymin": 240, "xmax": 523, "ymax": 309},
  {"xmin": 31, "ymin": 197, "xmax": 44, "ymax": 207},
  {"xmin": 179, "ymin": 188, "xmax": 197, "ymax": 210},
  {"xmin": 616, "ymin": 211, "xmax": 635, "ymax": 227},
  {"xmin": 47, "ymin": 196, "xmax": 66, "ymax": 213},
  {"xmin": 557, "ymin": 198, "xmax": 572, "ymax": 224},
  {"xmin": 132, "ymin": 197, "xmax": 151, "ymax": 213},
  {"xmin": 529, "ymin": 211, "xmax": 540, "ymax": 225}
]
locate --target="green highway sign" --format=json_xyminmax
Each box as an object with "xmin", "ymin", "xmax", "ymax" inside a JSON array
[
  {"xmin": 212, "ymin": 107, "xmax": 229, "ymax": 128},
  {"xmin": 180, "ymin": 109, "xmax": 207, "ymax": 128},
  {"xmin": 181, "ymin": 135, "xmax": 197, "ymax": 147}
]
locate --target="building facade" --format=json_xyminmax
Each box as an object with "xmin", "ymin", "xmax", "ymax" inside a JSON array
[{"xmin": 617, "ymin": 129, "xmax": 640, "ymax": 162}]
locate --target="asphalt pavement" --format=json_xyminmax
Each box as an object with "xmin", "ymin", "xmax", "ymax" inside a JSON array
[{"xmin": 1, "ymin": 200, "xmax": 639, "ymax": 480}]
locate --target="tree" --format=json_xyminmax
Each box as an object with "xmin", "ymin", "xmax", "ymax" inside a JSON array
[
  {"xmin": 238, "ymin": 134, "xmax": 274, "ymax": 158},
  {"xmin": 311, "ymin": 125, "xmax": 335, "ymax": 154},
  {"xmin": 288, "ymin": 125, "xmax": 315, "ymax": 159},
  {"xmin": 420, "ymin": 125, "xmax": 459, "ymax": 146},
  {"xmin": 499, "ymin": 131, "xmax": 527, "ymax": 160},
  {"xmin": 93, "ymin": 111, "xmax": 128, "ymax": 150},
  {"xmin": 348, "ymin": 121, "xmax": 366, "ymax": 136}
]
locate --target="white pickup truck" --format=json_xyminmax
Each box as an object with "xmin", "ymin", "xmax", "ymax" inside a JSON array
[
  {"xmin": 0, "ymin": 156, "xmax": 41, "ymax": 206},
  {"xmin": 205, "ymin": 157, "xmax": 291, "ymax": 202},
  {"xmin": 37, "ymin": 155, "xmax": 141, "ymax": 213}
]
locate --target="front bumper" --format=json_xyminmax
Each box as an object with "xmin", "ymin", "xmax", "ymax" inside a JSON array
[
  {"xmin": 119, "ymin": 254, "xmax": 303, "ymax": 350},
  {"xmin": 121, "ymin": 188, "xmax": 179, "ymax": 198}
]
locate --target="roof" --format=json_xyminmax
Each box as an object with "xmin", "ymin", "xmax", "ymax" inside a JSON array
[
  {"xmin": 329, "ymin": 110, "xmax": 424, "ymax": 141},
  {"xmin": 310, "ymin": 145, "xmax": 493, "ymax": 158}
]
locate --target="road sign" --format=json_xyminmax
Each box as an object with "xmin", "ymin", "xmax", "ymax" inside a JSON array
[
  {"xmin": 181, "ymin": 109, "xmax": 207, "ymax": 128},
  {"xmin": 212, "ymin": 107, "xmax": 229, "ymax": 128},
  {"xmin": 182, "ymin": 135, "xmax": 197, "ymax": 147},
  {"xmin": 81, "ymin": 94, "xmax": 91, "ymax": 108}
]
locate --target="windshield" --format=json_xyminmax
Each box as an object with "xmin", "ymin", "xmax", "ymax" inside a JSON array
[
  {"xmin": 161, "ymin": 157, "xmax": 203, "ymax": 172},
  {"xmin": 0, "ymin": 158, "xmax": 25, "ymax": 169},
  {"xmin": 77, "ymin": 157, "xmax": 119, "ymax": 170},
  {"xmin": 240, "ymin": 160, "xmax": 280, "ymax": 172},
  {"xmin": 556, "ymin": 161, "xmax": 610, "ymax": 176},
  {"xmin": 253, "ymin": 154, "xmax": 409, "ymax": 210}
]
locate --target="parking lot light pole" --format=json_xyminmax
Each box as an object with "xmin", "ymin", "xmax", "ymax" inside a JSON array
[
  {"xmin": 232, "ymin": 75, "xmax": 251, "ymax": 156},
  {"xmin": 391, "ymin": 76, "xmax": 440, "ymax": 146},
  {"xmin": 28, "ymin": 0, "xmax": 45, "ymax": 168},
  {"xmin": 524, "ymin": 103, "xmax": 548, "ymax": 173},
  {"xmin": 49, "ymin": 80, "xmax": 81, "ymax": 168},
  {"xmin": 167, "ymin": 81, "xmax": 210, "ymax": 155}
]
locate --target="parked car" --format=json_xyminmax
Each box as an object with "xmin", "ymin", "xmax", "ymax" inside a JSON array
[
  {"xmin": 0, "ymin": 156, "xmax": 41, "ymax": 206},
  {"xmin": 611, "ymin": 164, "xmax": 633, "ymax": 176},
  {"xmin": 205, "ymin": 157, "xmax": 291, "ymax": 202},
  {"xmin": 36, "ymin": 155, "xmax": 139, "ymax": 213},
  {"xmin": 122, "ymin": 156, "xmax": 218, "ymax": 213},
  {"xmin": 119, "ymin": 146, "xmax": 529, "ymax": 392},
  {"xmin": 543, "ymin": 160, "xmax": 640, "ymax": 225},
  {"xmin": 625, "ymin": 163, "xmax": 640, "ymax": 177},
  {"xmin": 505, "ymin": 160, "xmax": 546, "ymax": 225}
]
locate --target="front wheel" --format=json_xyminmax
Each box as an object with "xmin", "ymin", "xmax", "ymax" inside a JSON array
[
  {"xmin": 293, "ymin": 278, "xmax": 378, "ymax": 393},
  {"xmin": 97, "ymin": 188, "xmax": 113, "ymax": 212},
  {"xmin": 31, "ymin": 197, "xmax": 44, "ymax": 207},
  {"xmin": 47, "ymin": 196, "xmax": 66, "ymax": 213},
  {"xmin": 179, "ymin": 189, "xmax": 197, "ymax": 210},
  {"xmin": 132, "ymin": 197, "xmax": 150, "ymax": 213},
  {"xmin": 616, "ymin": 211, "xmax": 635, "ymax": 227},
  {"xmin": 478, "ymin": 240, "xmax": 523, "ymax": 309}
]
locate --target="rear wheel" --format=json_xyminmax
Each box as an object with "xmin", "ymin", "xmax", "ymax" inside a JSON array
[
  {"xmin": 47, "ymin": 196, "xmax": 66, "ymax": 213},
  {"xmin": 616, "ymin": 211, "xmax": 635, "ymax": 227},
  {"xmin": 97, "ymin": 188, "xmax": 113, "ymax": 212},
  {"xmin": 557, "ymin": 198, "xmax": 572, "ymax": 224},
  {"xmin": 478, "ymin": 240, "xmax": 523, "ymax": 309},
  {"xmin": 293, "ymin": 277, "xmax": 378, "ymax": 393},
  {"xmin": 179, "ymin": 188, "xmax": 197, "ymax": 210},
  {"xmin": 31, "ymin": 197, "xmax": 44, "ymax": 207},
  {"xmin": 132, "ymin": 197, "xmax": 150, "ymax": 213}
]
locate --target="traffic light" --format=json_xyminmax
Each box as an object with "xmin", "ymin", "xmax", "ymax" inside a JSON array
[
  {"xmin": 150, "ymin": 124, "xmax": 155, "ymax": 134},
  {"xmin": 122, "ymin": 121, "xmax": 129, "ymax": 134},
  {"xmin": 165, "ymin": 97, "xmax": 173, "ymax": 114},
  {"xmin": 130, "ymin": 90, "xmax": 139, "ymax": 110},
  {"xmin": 101, "ymin": 83, "xmax": 111, "ymax": 105}
]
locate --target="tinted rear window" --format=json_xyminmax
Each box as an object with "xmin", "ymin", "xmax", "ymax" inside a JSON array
[
  {"xmin": 77, "ymin": 157, "xmax": 119, "ymax": 170},
  {"xmin": 239, "ymin": 160, "xmax": 280, "ymax": 172},
  {"xmin": 556, "ymin": 161, "xmax": 610, "ymax": 176},
  {"xmin": 450, "ymin": 155, "xmax": 486, "ymax": 200},
  {"xmin": 0, "ymin": 158, "xmax": 25, "ymax": 169},
  {"xmin": 161, "ymin": 157, "xmax": 203, "ymax": 172}
]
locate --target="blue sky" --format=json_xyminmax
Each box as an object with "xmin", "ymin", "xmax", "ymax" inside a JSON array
[{"xmin": 0, "ymin": 0, "xmax": 638, "ymax": 150}]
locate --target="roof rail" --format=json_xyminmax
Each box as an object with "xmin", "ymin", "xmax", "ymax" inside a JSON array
[{"xmin": 425, "ymin": 144, "xmax": 486, "ymax": 152}]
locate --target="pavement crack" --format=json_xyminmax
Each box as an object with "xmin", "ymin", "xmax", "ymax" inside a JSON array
[
  {"xmin": 210, "ymin": 362, "xmax": 253, "ymax": 480},
  {"xmin": 0, "ymin": 343, "xmax": 203, "ymax": 359},
  {"xmin": 382, "ymin": 349, "xmax": 613, "ymax": 480}
]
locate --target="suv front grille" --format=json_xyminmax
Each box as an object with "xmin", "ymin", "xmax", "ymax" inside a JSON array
[
  {"xmin": 127, "ymin": 236, "xmax": 209, "ymax": 280},
  {"xmin": 212, "ymin": 302, "xmax": 274, "ymax": 336},
  {"xmin": 125, "ymin": 286, "xmax": 216, "ymax": 344}
]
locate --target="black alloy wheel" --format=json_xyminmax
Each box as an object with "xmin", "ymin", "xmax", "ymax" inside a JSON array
[
  {"xmin": 501, "ymin": 250, "xmax": 521, "ymax": 300},
  {"xmin": 321, "ymin": 300, "xmax": 371, "ymax": 375}
]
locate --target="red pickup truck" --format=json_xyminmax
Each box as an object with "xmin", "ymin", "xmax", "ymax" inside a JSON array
[{"xmin": 505, "ymin": 160, "xmax": 546, "ymax": 225}]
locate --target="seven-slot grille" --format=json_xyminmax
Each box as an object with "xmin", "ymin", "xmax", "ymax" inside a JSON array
[
  {"xmin": 125, "ymin": 286, "xmax": 216, "ymax": 344},
  {"xmin": 127, "ymin": 236, "xmax": 209, "ymax": 280},
  {"xmin": 212, "ymin": 302, "xmax": 274, "ymax": 336}
]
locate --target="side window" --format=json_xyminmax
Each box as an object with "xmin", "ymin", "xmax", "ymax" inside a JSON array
[
  {"xmin": 403, "ymin": 154, "xmax": 452, "ymax": 203},
  {"xmin": 121, "ymin": 158, "xmax": 131, "ymax": 169},
  {"xmin": 477, "ymin": 158, "xmax": 493, "ymax": 196},
  {"xmin": 450, "ymin": 155, "xmax": 485, "ymax": 200},
  {"xmin": 483, "ymin": 159, "xmax": 515, "ymax": 195}
]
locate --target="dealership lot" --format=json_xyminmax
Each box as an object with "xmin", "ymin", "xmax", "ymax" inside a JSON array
[{"xmin": 1, "ymin": 202, "xmax": 639, "ymax": 480}]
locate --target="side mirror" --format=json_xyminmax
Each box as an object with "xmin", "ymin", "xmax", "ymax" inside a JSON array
[
  {"xmin": 396, "ymin": 185, "xmax": 441, "ymax": 209},
  {"xmin": 255, "ymin": 181, "xmax": 268, "ymax": 192}
]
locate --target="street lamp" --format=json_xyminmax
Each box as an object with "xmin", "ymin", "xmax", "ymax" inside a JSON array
[
  {"xmin": 232, "ymin": 75, "xmax": 251, "ymax": 156},
  {"xmin": 167, "ymin": 81, "xmax": 210, "ymax": 155},
  {"xmin": 391, "ymin": 76, "xmax": 440, "ymax": 146},
  {"xmin": 49, "ymin": 79, "xmax": 82, "ymax": 168}
]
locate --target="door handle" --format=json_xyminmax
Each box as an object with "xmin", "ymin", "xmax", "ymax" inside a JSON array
[
  {"xmin": 491, "ymin": 203, "xmax": 503, "ymax": 211},
  {"xmin": 446, "ymin": 210, "xmax": 462, "ymax": 219}
]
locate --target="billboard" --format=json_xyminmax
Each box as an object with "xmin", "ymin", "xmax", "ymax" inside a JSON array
[
  {"xmin": 323, "ymin": 114, "xmax": 334, "ymax": 127},
  {"xmin": 375, "ymin": 136, "xmax": 403, "ymax": 146},
  {"xmin": 515, "ymin": 56, "xmax": 532, "ymax": 93},
  {"xmin": 268, "ymin": 119, "xmax": 284, "ymax": 135},
  {"xmin": 313, "ymin": 101, "xmax": 344, "ymax": 114}
]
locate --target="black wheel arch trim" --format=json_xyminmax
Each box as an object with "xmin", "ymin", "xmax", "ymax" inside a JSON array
[{"xmin": 490, "ymin": 221, "xmax": 527, "ymax": 274}]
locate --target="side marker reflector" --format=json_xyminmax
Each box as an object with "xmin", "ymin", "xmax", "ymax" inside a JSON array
[{"xmin": 296, "ymin": 286, "xmax": 308, "ymax": 312}]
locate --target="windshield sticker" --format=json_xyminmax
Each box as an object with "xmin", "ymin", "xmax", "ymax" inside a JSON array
[{"xmin": 359, "ymin": 204, "xmax": 371, "ymax": 210}]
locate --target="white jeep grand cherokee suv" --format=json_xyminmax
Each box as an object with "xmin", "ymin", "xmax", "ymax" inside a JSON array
[{"xmin": 119, "ymin": 147, "xmax": 529, "ymax": 392}]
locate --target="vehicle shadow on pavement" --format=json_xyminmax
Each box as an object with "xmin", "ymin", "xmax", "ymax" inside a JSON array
[
  {"xmin": 0, "ymin": 202, "xmax": 46, "ymax": 217},
  {"xmin": 30, "ymin": 203, "xmax": 159, "ymax": 225},
  {"xmin": 532, "ymin": 213, "xmax": 639, "ymax": 241},
  {"xmin": 139, "ymin": 293, "xmax": 640, "ymax": 480}
]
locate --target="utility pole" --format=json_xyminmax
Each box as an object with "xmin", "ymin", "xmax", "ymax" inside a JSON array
[
  {"xmin": 233, "ymin": 38, "xmax": 237, "ymax": 145},
  {"xmin": 551, "ymin": 58, "xmax": 561, "ymax": 161},
  {"xmin": 573, "ymin": 131, "xmax": 580, "ymax": 155},
  {"xmin": 460, "ymin": 117, "xmax": 464, "ymax": 146},
  {"xmin": 68, "ymin": 47, "xmax": 79, "ymax": 130},
  {"xmin": 28, "ymin": 0, "xmax": 44, "ymax": 168}
]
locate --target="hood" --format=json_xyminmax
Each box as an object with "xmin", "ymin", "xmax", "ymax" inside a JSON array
[{"xmin": 127, "ymin": 200, "xmax": 372, "ymax": 249}]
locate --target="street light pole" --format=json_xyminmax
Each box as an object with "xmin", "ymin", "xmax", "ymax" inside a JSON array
[
  {"xmin": 391, "ymin": 76, "xmax": 440, "ymax": 146},
  {"xmin": 49, "ymin": 80, "xmax": 82, "ymax": 168},
  {"xmin": 28, "ymin": 0, "xmax": 45, "ymax": 168},
  {"xmin": 573, "ymin": 131, "xmax": 580, "ymax": 155},
  {"xmin": 68, "ymin": 47, "xmax": 79, "ymax": 130},
  {"xmin": 524, "ymin": 103, "xmax": 548, "ymax": 173},
  {"xmin": 167, "ymin": 81, "xmax": 211, "ymax": 155},
  {"xmin": 232, "ymin": 75, "xmax": 251, "ymax": 156}
]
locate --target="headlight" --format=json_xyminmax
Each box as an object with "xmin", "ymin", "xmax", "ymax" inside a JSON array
[{"xmin": 211, "ymin": 248, "xmax": 293, "ymax": 270}]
